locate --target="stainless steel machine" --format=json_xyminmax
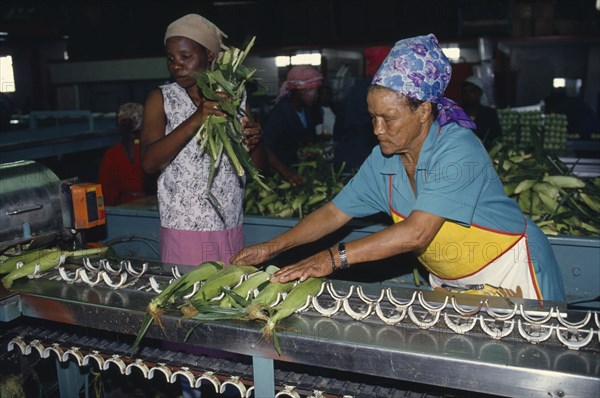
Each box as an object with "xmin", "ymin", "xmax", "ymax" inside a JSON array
[
  {"xmin": 0, "ymin": 160, "xmax": 105, "ymax": 252},
  {"xmin": 0, "ymin": 161, "xmax": 599, "ymax": 398}
]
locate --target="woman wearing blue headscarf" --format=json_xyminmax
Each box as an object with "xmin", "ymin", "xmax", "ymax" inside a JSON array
[{"xmin": 232, "ymin": 34, "xmax": 565, "ymax": 302}]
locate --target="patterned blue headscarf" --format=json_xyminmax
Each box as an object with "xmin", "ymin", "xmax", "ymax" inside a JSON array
[{"xmin": 372, "ymin": 34, "xmax": 476, "ymax": 129}]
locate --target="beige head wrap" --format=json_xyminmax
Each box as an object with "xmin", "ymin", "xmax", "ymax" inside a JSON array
[{"xmin": 164, "ymin": 14, "xmax": 227, "ymax": 56}]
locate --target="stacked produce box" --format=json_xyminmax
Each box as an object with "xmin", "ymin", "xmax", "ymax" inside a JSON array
[{"xmin": 497, "ymin": 109, "xmax": 568, "ymax": 153}]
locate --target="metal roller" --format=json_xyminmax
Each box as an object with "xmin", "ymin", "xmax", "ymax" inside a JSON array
[{"xmin": 0, "ymin": 161, "xmax": 62, "ymax": 250}]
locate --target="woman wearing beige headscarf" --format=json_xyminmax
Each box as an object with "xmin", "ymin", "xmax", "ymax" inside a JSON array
[{"xmin": 141, "ymin": 14, "xmax": 260, "ymax": 266}]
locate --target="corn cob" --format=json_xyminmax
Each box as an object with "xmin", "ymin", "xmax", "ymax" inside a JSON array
[
  {"xmin": 306, "ymin": 192, "xmax": 327, "ymax": 207},
  {"xmin": 180, "ymin": 264, "xmax": 259, "ymax": 317},
  {"xmin": 490, "ymin": 140, "xmax": 600, "ymax": 236},
  {"xmin": 532, "ymin": 182, "xmax": 560, "ymax": 200},
  {"xmin": 0, "ymin": 248, "xmax": 58, "ymax": 275},
  {"xmin": 580, "ymin": 222, "xmax": 600, "ymax": 234},
  {"xmin": 262, "ymin": 277, "xmax": 323, "ymax": 354},
  {"xmin": 580, "ymin": 192, "xmax": 600, "ymax": 213},
  {"xmin": 0, "ymin": 247, "xmax": 108, "ymax": 286},
  {"xmin": 184, "ymin": 276, "xmax": 294, "ymax": 324},
  {"xmin": 543, "ymin": 175, "xmax": 585, "ymax": 189},
  {"xmin": 513, "ymin": 179, "xmax": 536, "ymax": 194},
  {"xmin": 132, "ymin": 261, "xmax": 223, "ymax": 351},
  {"xmin": 503, "ymin": 182, "xmax": 518, "ymax": 196},
  {"xmin": 219, "ymin": 269, "xmax": 273, "ymax": 308},
  {"xmin": 537, "ymin": 191, "xmax": 558, "ymax": 212},
  {"xmin": 2, "ymin": 251, "xmax": 65, "ymax": 289},
  {"xmin": 191, "ymin": 264, "xmax": 258, "ymax": 303},
  {"xmin": 243, "ymin": 280, "xmax": 296, "ymax": 322}
]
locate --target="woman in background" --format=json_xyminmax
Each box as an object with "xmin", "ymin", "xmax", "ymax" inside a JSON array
[
  {"xmin": 262, "ymin": 65, "xmax": 323, "ymax": 186},
  {"xmin": 99, "ymin": 102, "xmax": 156, "ymax": 206}
]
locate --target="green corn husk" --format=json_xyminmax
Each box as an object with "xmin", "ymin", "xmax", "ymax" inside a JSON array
[
  {"xmin": 243, "ymin": 280, "xmax": 295, "ymax": 322},
  {"xmin": 187, "ymin": 281, "xmax": 294, "ymax": 322},
  {"xmin": 202, "ymin": 278, "xmax": 296, "ymax": 322},
  {"xmin": 1, "ymin": 251, "xmax": 65, "ymax": 289},
  {"xmin": 182, "ymin": 273, "xmax": 293, "ymax": 325},
  {"xmin": 132, "ymin": 261, "xmax": 223, "ymax": 351},
  {"xmin": 190, "ymin": 264, "xmax": 258, "ymax": 304},
  {"xmin": 181, "ymin": 277, "xmax": 323, "ymax": 355},
  {"xmin": 195, "ymin": 36, "xmax": 271, "ymax": 220},
  {"xmin": 262, "ymin": 277, "xmax": 324, "ymax": 354},
  {"xmin": 219, "ymin": 267, "xmax": 277, "ymax": 308},
  {"xmin": 0, "ymin": 248, "xmax": 59, "ymax": 275},
  {"xmin": 0, "ymin": 247, "xmax": 108, "ymax": 288}
]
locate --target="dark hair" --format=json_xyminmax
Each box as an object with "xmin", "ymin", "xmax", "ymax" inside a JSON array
[{"xmin": 405, "ymin": 96, "xmax": 439, "ymax": 118}]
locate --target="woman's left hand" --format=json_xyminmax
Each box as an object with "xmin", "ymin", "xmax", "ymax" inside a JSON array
[
  {"xmin": 242, "ymin": 117, "xmax": 261, "ymax": 152},
  {"xmin": 270, "ymin": 250, "xmax": 334, "ymax": 283}
]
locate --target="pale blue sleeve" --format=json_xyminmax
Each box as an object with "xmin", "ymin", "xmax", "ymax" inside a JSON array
[{"xmin": 332, "ymin": 151, "xmax": 389, "ymax": 218}]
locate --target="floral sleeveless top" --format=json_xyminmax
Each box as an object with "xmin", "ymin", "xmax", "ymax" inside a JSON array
[{"xmin": 157, "ymin": 82, "xmax": 244, "ymax": 231}]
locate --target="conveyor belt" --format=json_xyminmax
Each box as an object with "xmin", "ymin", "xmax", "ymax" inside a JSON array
[
  {"xmin": 1, "ymin": 258, "xmax": 599, "ymax": 397},
  {"xmin": 1, "ymin": 321, "xmax": 457, "ymax": 397}
]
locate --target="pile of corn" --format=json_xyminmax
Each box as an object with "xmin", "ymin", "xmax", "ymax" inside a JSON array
[
  {"xmin": 244, "ymin": 143, "xmax": 350, "ymax": 218},
  {"xmin": 133, "ymin": 262, "xmax": 323, "ymax": 354},
  {"xmin": 490, "ymin": 141, "xmax": 600, "ymax": 236}
]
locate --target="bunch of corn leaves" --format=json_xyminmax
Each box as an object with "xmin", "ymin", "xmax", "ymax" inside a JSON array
[
  {"xmin": 0, "ymin": 246, "xmax": 108, "ymax": 289},
  {"xmin": 489, "ymin": 140, "xmax": 600, "ymax": 236},
  {"xmin": 195, "ymin": 36, "xmax": 271, "ymax": 219}
]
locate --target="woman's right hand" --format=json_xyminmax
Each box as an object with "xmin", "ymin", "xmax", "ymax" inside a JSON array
[
  {"xmin": 230, "ymin": 243, "xmax": 277, "ymax": 266},
  {"xmin": 190, "ymin": 97, "xmax": 225, "ymax": 127}
]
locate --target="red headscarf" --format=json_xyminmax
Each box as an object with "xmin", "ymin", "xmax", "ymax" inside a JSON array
[{"xmin": 364, "ymin": 46, "xmax": 391, "ymax": 78}]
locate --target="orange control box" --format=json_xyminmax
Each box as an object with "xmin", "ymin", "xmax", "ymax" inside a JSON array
[{"xmin": 70, "ymin": 183, "xmax": 106, "ymax": 229}]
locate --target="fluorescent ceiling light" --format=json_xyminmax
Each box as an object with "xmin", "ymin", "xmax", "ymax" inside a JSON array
[
  {"xmin": 291, "ymin": 53, "xmax": 321, "ymax": 66},
  {"xmin": 0, "ymin": 55, "xmax": 16, "ymax": 93},
  {"xmin": 275, "ymin": 53, "xmax": 322, "ymax": 67},
  {"xmin": 275, "ymin": 56, "xmax": 290, "ymax": 67},
  {"xmin": 553, "ymin": 78, "xmax": 566, "ymax": 88},
  {"xmin": 442, "ymin": 47, "xmax": 460, "ymax": 62}
]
